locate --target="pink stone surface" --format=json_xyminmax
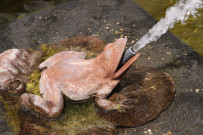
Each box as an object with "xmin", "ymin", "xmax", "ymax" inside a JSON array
[
  {"xmin": 20, "ymin": 38, "xmax": 139, "ymax": 118},
  {"xmin": 0, "ymin": 49, "xmax": 41, "ymax": 93}
]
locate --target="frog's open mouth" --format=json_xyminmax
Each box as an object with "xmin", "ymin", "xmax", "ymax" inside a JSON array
[
  {"xmin": 96, "ymin": 38, "xmax": 140, "ymax": 79},
  {"xmin": 113, "ymin": 41, "xmax": 140, "ymax": 79}
]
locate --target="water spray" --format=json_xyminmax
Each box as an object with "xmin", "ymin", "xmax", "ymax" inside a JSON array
[{"xmin": 119, "ymin": 0, "xmax": 203, "ymax": 67}]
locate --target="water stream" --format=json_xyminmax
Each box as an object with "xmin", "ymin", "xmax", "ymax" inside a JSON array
[{"xmin": 132, "ymin": 0, "xmax": 203, "ymax": 52}]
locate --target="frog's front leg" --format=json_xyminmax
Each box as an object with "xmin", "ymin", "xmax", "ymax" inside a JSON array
[
  {"xmin": 95, "ymin": 85, "xmax": 122, "ymax": 110},
  {"xmin": 20, "ymin": 88, "xmax": 64, "ymax": 119},
  {"xmin": 95, "ymin": 93, "xmax": 119, "ymax": 110}
]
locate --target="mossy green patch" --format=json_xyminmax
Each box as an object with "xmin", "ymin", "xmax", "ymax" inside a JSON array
[
  {"xmin": 17, "ymin": 13, "xmax": 26, "ymax": 19},
  {"xmin": 40, "ymin": 43, "xmax": 67, "ymax": 60},
  {"xmin": 48, "ymin": 100, "xmax": 114, "ymax": 135},
  {"xmin": 26, "ymin": 69, "xmax": 41, "ymax": 95},
  {"xmin": 0, "ymin": 96, "xmax": 20, "ymax": 134}
]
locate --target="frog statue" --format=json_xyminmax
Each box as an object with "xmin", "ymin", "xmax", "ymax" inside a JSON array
[{"xmin": 0, "ymin": 38, "xmax": 140, "ymax": 119}]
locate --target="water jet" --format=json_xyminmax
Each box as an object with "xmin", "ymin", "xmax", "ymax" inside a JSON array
[{"xmin": 120, "ymin": 0, "xmax": 203, "ymax": 66}]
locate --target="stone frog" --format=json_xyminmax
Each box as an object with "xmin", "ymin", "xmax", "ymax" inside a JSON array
[
  {"xmin": 20, "ymin": 38, "xmax": 140, "ymax": 119},
  {"xmin": 0, "ymin": 49, "xmax": 41, "ymax": 94}
]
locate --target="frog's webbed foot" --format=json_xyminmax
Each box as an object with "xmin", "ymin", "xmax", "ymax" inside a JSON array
[
  {"xmin": 20, "ymin": 93, "xmax": 31, "ymax": 109},
  {"xmin": 95, "ymin": 93, "xmax": 135, "ymax": 112},
  {"xmin": 20, "ymin": 90, "xmax": 64, "ymax": 119},
  {"xmin": 118, "ymin": 98, "xmax": 137, "ymax": 111},
  {"xmin": 95, "ymin": 94, "xmax": 123, "ymax": 111}
]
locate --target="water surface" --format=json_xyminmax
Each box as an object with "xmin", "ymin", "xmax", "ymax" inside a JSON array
[{"xmin": 0, "ymin": 0, "xmax": 66, "ymax": 25}]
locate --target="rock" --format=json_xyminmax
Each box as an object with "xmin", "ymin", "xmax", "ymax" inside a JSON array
[
  {"xmin": 51, "ymin": 35, "xmax": 106, "ymax": 53},
  {"xmin": 97, "ymin": 66, "xmax": 175, "ymax": 126}
]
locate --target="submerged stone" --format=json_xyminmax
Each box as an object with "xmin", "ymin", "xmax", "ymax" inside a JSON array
[{"xmin": 97, "ymin": 65, "xmax": 175, "ymax": 127}]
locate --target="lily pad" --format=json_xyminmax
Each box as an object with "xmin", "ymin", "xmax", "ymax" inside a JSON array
[{"xmin": 96, "ymin": 65, "xmax": 175, "ymax": 127}]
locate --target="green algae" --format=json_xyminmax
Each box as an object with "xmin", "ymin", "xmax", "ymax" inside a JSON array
[
  {"xmin": 48, "ymin": 100, "xmax": 114, "ymax": 135},
  {"xmin": 26, "ymin": 69, "xmax": 41, "ymax": 95},
  {"xmin": 17, "ymin": 13, "xmax": 26, "ymax": 19},
  {"xmin": 40, "ymin": 43, "xmax": 67, "ymax": 60},
  {"xmin": 0, "ymin": 96, "xmax": 21, "ymax": 134}
]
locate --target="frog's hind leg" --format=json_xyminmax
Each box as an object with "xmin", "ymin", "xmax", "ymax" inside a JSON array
[{"xmin": 20, "ymin": 88, "xmax": 64, "ymax": 119}]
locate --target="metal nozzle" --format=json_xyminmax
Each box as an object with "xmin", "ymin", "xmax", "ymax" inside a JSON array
[{"xmin": 118, "ymin": 46, "xmax": 137, "ymax": 69}]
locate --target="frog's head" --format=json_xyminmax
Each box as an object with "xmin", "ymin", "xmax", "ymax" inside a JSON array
[{"xmin": 95, "ymin": 38, "xmax": 140, "ymax": 79}]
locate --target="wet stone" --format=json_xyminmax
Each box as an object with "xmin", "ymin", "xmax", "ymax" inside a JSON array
[{"xmin": 97, "ymin": 66, "xmax": 175, "ymax": 127}]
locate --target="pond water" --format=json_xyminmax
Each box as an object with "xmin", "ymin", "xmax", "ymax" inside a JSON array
[
  {"xmin": 0, "ymin": 0, "xmax": 66, "ymax": 25},
  {"xmin": 134, "ymin": 0, "xmax": 203, "ymax": 56}
]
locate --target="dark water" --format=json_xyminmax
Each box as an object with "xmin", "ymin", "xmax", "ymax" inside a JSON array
[{"xmin": 0, "ymin": 0, "xmax": 67, "ymax": 26}]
